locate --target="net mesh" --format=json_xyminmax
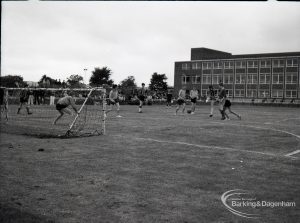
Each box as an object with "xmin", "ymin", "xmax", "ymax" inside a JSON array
[{"xmin": 0, "ymin": 88, "xmax": 106, "ymax": 138}]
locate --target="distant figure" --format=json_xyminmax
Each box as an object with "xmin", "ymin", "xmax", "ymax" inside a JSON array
[
  {"xmin": 39, "ymin": 89, "xmax": 45, "ymax": 105},
  {"xmin": 27, "ymin": 89, "xmax": 34, "ymax": 105},
  {"xmin": 166, "ymin": 90, "xmax": 173, "ymax": 107},
  {"xmin": 175, "ymin": 86, "xmax": 186, "ymax": 115},
  {"xmin": 33, "ymin": 88, "xmax": 40, "ymax": 105},
  {"xmin": 190, "ymin": 86, "xmax": 199, "ymax": 114},
  {"xmin": 49, "ymin": 90, "xmax": 55, "ymax": 105},
  {"xmin": 138, "ymin": 83, "xmax": 147, "ymax": 113},
  {"xmin": 17, "ymin": 88, "xmax": 32, "ymax": 115},
  {"xmin": 106, "ymin": 85, "xmax": 121, "ymax": 118},
  {"xmin": 53, "ymin": 92, "xmax": 79, "ymax": 125}
]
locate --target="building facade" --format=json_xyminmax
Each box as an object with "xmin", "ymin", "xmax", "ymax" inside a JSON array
[{"xmin": 174, "ymin": 48, "xmax": 300, "ymax": 101}]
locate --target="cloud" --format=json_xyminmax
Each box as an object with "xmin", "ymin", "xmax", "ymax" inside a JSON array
[{"xmin": 2, "ymin": 1, "xmax": 300, "ymax": 86}]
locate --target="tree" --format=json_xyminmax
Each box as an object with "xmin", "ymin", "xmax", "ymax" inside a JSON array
[
  {"xmin": 120, "ymin": 76, "xmax": 136, "ymax": 88},
  {"xmin": 0, "ymin": 75, "xmax": 26, "ymax": 88},
  {"xmin": 66, "ymin": 74, "xmax": 84, "ymax": 88},
  {"xmin": 119, "ymin": 76, "xmax": 137, "ymax": 99},
  {"xmin": 39, "ymin": 75, "xmax": 52, "ymax": 88},
  {"xmin": 89, "ymin": 67, "xmax": 114, "ymax": 87},
  {"xmin": 149, "ymin": 72, "xmax": 168, "ymax": 93}
]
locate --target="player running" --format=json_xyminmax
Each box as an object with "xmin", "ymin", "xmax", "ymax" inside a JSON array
[
  {"xmin": 106, "ymin": 85, "xmax": 121, "ymax": 118},
  {"xmin": 17, "ymin": 88, "xmax": 32, "ymax": 115},
  {"xmin": 138, "ymin": 83, "xmax": 147, "ymax": 113},
  {"xmin": 53, "ymin": 91, "xmax": 79, "ymax": 125},
  {"xmin": 190, "ymin": 86, "xmax": 199, "ymax": 115},
  {"xmin": 223, "ymin": 99, "xmax": 241, "ymax": 120},
  {"xmin": 207, "ymin": 85, "xmax": 216, "ymax": 117},
  {"xmin": 175, "ymin": 86, "xmax": 186, "ymax": 115}
]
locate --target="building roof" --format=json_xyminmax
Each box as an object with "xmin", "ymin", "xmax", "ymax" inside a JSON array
[
  {"xmin": 190, "ymin": 47, "xmax": 300, "ymax": 61},
  {"xmin": 191, "ymin": 47, "xmax": 232, "ymax": 60},
  {"xmin": 232, "ymin": 51, "xmax": 300, "ymax": 59}
]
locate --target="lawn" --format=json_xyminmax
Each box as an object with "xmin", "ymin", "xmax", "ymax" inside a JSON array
[{"xmin": 0, "ymin": 104, "xmax": 299, "ymax": 222}]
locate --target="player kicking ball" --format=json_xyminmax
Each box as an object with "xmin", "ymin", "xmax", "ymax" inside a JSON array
[
  {"xmin": 175, "ymin": 86, "xmax": 186, "ymax": 115},
  {"xmin": 53, "ymin": 91, "xmax": 79, "ymax": 125},
  {"xmin": 223, "ymin": 99, "xmax": 241, "ymax": 120},
  {"xmin": 106, "ymin": 84, "xmax": 122, "ymax": 118}
]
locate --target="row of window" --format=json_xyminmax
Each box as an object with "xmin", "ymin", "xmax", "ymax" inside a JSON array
[
  {"xmin": 200, "ymin": 89, "xmax": 297, "ymax": 98},
  {"xmin": 182, "ymin": 73, "xmax": 298, "ymax": 85},
  {"xmin": 182, "ymin": 58, "xmax": 299, "ymax": 70}
]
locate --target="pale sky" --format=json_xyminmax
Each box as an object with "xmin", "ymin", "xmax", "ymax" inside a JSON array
[{"xmin": 1, "ymin": 1, "xmax": 300, "ymax": 86}]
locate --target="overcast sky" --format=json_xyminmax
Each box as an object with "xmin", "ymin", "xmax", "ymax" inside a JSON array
[{"xmin": 2, "ymin": 1, "xmax": 300, "ymax": 86}]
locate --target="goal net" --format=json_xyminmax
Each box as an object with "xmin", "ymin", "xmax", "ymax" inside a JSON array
[{"xmin": 0, "ymin": 87, "xmax": 107, "ymax": 138}]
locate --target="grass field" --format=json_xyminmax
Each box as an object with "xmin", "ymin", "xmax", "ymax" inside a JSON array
[{"xmin": 0, "ymin": 104, "xmax": 299, "ymax": 223}]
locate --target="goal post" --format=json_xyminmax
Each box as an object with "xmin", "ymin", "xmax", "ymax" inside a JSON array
[
  {"xmin": 1, "ymin": 87, "xmax": 107, "ymax": 138},
  {"xmin": 66, "ymin": 87, "xmax": 107, "ymax": 137}
]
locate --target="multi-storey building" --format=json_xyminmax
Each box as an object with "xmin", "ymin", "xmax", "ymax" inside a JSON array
[{"xmin": 174, "ymin": 48, "xmax": 300, "ymax": 101}]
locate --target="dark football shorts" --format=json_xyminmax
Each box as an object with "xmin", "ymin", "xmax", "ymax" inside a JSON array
[
  {"xmin": 20, "ymin": 97, "xmax": 27, "ymax": 103},
  {"xmin": 177, "ymin": 98, "xmax": 185, "ymax": 105},
  {"xmin": 224, "ymin": 99, "xmax": 231, "ymax": 108},
  {"xmin": 191, "ymin": 98, "xmax": 197, "ymax": 103},
  {"xmin": 138, "ymin": 95, "xmax": 145, "ymax": 102},
  {"xmin": 56, "ymin": 103, "xmax": 68, "ymax": 111}
]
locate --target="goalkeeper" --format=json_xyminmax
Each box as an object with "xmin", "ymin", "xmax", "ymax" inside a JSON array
[{"xmin": 53, "ymin": 91, "xmax": 79, "ymax": 125}]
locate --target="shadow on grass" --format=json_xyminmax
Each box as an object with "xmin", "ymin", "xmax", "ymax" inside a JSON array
[{"xmin": 0, "ymin": 203, "xmax": 55, "ymax": 223}]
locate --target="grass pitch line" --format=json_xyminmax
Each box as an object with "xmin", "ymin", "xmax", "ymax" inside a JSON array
[
  {"xmin": 112, "ymin": 134, "xmax": 277, "ymax": 157},
  {"xmin": 212, "ymin": 122, "xmax": 300, "ymax": 141},
  {"xmin": 274, "ymin": 117, "xmax": 300, "ymax": 123},
  {"xmin": 285, "ymin": 150, "xmax": 300, "ymax": 158}
]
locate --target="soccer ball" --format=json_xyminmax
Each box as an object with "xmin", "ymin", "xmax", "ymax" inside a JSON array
[
  {"xmin": 206, "ymin": 98, "xmax": 209, "ymax": 103},
  {"xmin": 187, "ymin": 110, "xmax": 192, "ymax": 114}
]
